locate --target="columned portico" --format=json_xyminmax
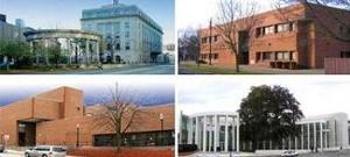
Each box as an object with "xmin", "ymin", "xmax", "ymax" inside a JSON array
[{"xmin": 187, "ymin": 112, "xmax": 240, "ymax": 153}]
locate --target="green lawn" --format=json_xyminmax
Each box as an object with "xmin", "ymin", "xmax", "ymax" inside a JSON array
[{"xmin": 180, "ymin": 63, "xmax": 251, "ymax": 74}]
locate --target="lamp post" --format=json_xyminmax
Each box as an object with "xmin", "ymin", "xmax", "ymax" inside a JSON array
[
  {"xmin": 76, "ymin": 124, "xmax": 80, "ymax": 147},
  {"xmin": 160, "ymin": 113, "xmax": 164, "ymax": 146}
]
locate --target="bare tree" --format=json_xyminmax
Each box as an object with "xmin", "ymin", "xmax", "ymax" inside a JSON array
[
  {"xmin": 178, "ymin": 27, "xmax": 201, "ymax": 65},
  {"xmin": 92, "ymin": 83, "xmax": 145, "ymax": 150},
  {"xmin": 216, "ymin": 0, "xmax": 260, "ymax": 72},
  {"xmin": 275, "ymin": 0, "xmax": 350, "ymax": 42}
]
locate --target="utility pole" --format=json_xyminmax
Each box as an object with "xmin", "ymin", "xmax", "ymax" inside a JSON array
[{"xmin": 209, "ymin": 18, "xmax": 212, "ymax": 65}]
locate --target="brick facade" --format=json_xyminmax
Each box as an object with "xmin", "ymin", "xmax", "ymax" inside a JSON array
[
  {"xmin": 0, "ymin": 87, "xmax": 174, "ymax": 147},
  {"xmin": 199, "ymin": 3, "xmax": 350, "ymax": 69}
]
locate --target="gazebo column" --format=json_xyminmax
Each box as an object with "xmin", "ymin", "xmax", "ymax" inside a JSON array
[
  {"xmin": 195, "ymin": 117, "xmax": 199, "ymax": 146},
  {"xmin": 96, "ymin": 41, "xmax": 100, "ymax": 63},
  {"xmin": 320, "ymin": 122, "xmax": 323, "ymax": 151},
  {"xmin": 188, "ymin": 118, "xmax": 193, "ymax": 144},
  {"xmin": 85, "ymin": 40, "xmax": 90, "ymax": 64},
  {"xmin": 203, "ymin": 116, "xmax": 207, "ymax": 152},
  {"xmin": 214, "ymin": 115, "xmax": 218, "ymax": 152},
  {"xmin": 236, "ymin": 114, "xmax": 240, "ymax": 153},
  {"xmin": 224, "ymin": 115, "xmax": 229, "ymax": 152},
  {"xmin": 208, "ymin": 116, "xmax": 212, "ymax": 152},
  {"xmin": 232, "ymin": 116, "xmax": 236, "ymax": 151}
]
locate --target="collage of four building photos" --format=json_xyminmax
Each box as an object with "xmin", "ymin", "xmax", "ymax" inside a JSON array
[{"xmin": 0, "ymin": 0, "xmax": 350, "ymax": 157}]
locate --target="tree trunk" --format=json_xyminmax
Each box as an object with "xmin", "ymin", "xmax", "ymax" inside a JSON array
[{"xmin": 235, "ymin": 53, "xmax": 240, "ymax": 73}]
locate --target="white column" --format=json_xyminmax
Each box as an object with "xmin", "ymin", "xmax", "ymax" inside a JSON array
[
  {"xmin": 314, "ymin": 123, "xmax": 317, "ymax": 151},
  {"xmin": 307, "ymin": 123, "xmax": 310, "ymax": 150},
  {"xmin": 236, "ymin": 114, "xmax": 240, "ymax": 152},
  {"xmin": 295, "ymin": 136, "xmax": 298, "ymax": 150},
  {"xmin": 269, "ymin": 140, "xmax": 272, "ymax": 150},
  {"xmin": 96, "ymin": 41, "xmax": 100, "ymax": 63},
  {"xmin": 325, "ymin": 132, "xmax": 328, "ymax": 149},
  {"xmin": 288, "ymin": 137, "xmax": 291, "ymax": 150},
  {"xmin": 85, "ymin": 40, "xmax": 89, "ymax": 64},
  {"xmin": 188, "ymin": 118, "xmax": 193, "ymax": 144},
  {"xmin": 320, "ymin": 122, "xmax": 323, "ymax": 151},
  {"xmin": 301, "ymin": 125, "xmax": 304, "ymax": 150},
  {"xmin": 203, "ymin": 116, "xmax": 207, "ymax": 152},
  {"xmin": 214, "ymin": 115, "xmax": 218, "ymax": 152},
  {"xmin": 232, "ymin": 117, "xmax": 235, "ymax": 151},
  {"xmin": 195, "ymin": 117, "xmax": 199, "ymax": 145},
  {"xmin": 209, "ymin": 117, "xmax": 212, "ymax": 152},
  {"xmin": 224, "ymin": 115, "xmax": 229, "ymax": 152}
]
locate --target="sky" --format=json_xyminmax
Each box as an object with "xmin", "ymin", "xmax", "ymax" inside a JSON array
[
  {"xmin": 178, "ymin": 76, "xmax": 350, "ymax": 118},
  {"xmin": 0, "ymin": 76, "xmax": 174, "ymax": 106},
  {"xmin": 0, "ymin": 0, "xmax": 175, "ymax": 44},
  {"xmin": 176, "ymin": 0, "xmax": 275, "ymax": 30}
]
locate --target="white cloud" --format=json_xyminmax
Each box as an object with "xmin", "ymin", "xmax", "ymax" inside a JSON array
[{"xmin": 177, "ymin": 76, "xmax": 350, "ymax": 118}]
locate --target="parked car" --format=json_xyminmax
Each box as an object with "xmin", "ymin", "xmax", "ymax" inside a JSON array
[
  {"xmin": 25, "ymin": 145, "xmax": 66, "ymax": 157},
  {"xmin": 0, "ymin": 144, "xmax": 4, "ymax": 153},
  {"xmin": 281, "ymin": 150, "xmax": 299, "ymax": 157}
]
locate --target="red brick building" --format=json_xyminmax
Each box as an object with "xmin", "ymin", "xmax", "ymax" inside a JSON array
[
  {"xmin": 200, "ymin": 3, "xmax": 350, "ymax": 69},
  {"xmin": 0, "ymin": 87, "xmax": 175, "ymax": 147}
]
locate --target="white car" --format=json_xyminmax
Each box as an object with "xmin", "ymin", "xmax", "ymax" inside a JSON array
[
  {"xmin": 281, "ymin": 150, "xmax": 299, "ymax": 157},
  {"xmin": 25, "ymin": 145, "xmax": 66, "ymax": 157}
]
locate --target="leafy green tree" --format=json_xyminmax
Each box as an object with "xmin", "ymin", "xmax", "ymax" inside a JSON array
[
  {"xmin": 239, "ymin": 85, "xmax": 304, "ymax": 151},
  {"xmin": 0, "ymin": 40, "xmax": 33, "ymax": 69},
  {"xmin": 47, "ymin": 43, "xmax": 63, "ymax": 68}
]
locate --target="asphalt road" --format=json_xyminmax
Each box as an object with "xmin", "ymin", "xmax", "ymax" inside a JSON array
[{"xmin": 75, "ymin": 64, "xmax": 175, "ymax": 74}]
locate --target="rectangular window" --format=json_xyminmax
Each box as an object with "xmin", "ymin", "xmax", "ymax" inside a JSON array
[
  {"xmin": 277, "ymin": 23, "xmax": 290, "ymax": 33},
  {"xmin": 125, "ymin": 22, "xmax": 130, "ymax": 29},
  {"xmin": 125, "ymin": 31, "xmax": 130, "ymax": 38},
  {"xmin": 262, "ymin": 52, "xmax": 272, "ymax": 60},
  {"xmin": 214, "ymin": 36, "xmax": 218, "ymax": 42},
  {"xmin": 214, "ymin": 53, "xmax": 219, "ymax": 59},
  {"xmin": 125, "ymin": 42, "xmax": 130, "ymax": 50},
  {"xmin": 265, "ymin": 26, "xmax": 275, "ymax": 35}
]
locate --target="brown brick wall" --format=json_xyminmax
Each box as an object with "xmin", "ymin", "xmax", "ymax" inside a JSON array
[{"xmin": 199, "ymin": 3, "xmax": 350, "ymax": 69}]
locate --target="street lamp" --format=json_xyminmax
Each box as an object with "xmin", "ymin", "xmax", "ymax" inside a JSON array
[
  {"xmin": 159, "ymin": 113, "xmax": 164, "ymax": 146},
  {"xmin": 76, "ymin": 124, "xmax": 80, "ymax": 147}
]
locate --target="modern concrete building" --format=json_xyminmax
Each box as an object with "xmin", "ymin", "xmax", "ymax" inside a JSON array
[
  {"xmin": 180, "ymin": 112, "xmax": 240, "ymax": 153},
  {"xmin": 180, "ymin": 112, "xmax": 349, "ymax": 152},
  {"xmin": 0, "ymin": 14, "xmax": 28, "ymax": 41},
  {"xmin": 0, "ymin": 87, "xmax": 175, "ymax": 147},
  {"xmin": 24, "ymin": 29, "xmax": 102, "ymax": 65},
  {"xmin": 81, "ymin": 0, "xmax": 163, "ymax": 64},
  {"xmin": 199, "ymin": 3, "xmax": 350, "ymax": 69}
]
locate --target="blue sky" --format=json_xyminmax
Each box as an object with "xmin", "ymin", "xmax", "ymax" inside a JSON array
[
  {"xmin": 0, "ymin": 0, "xmax": 175, "ymax": 44},
  {"xmin": 0, "ymin": 76, "xmax": 174, "ymax": 106}
]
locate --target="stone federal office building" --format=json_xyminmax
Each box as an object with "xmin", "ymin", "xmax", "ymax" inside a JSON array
[
  {"xmin": 0, "ymin": 87, "xmax": 175, "ymax": 147},
  {"xmin": 81, "ymin": 0, "xmax": 163, "ymax": 64},
  {"xmin": 199, "ymin": 3, "xmax": 350, "ymax": 69}
]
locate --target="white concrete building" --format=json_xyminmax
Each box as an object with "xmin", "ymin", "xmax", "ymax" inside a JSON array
[
  {"xmin": 180, "ymin": 112, "xmax": 240, "ymax": 153},
  {"xmin": 81, "ymin": 0, "xmax": 163, "ymax": 64},
  {"xmin": 180, "ymin": 112, "xmax": 349, "ymax": 153}
]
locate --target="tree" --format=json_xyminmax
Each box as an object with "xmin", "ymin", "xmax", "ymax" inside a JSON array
[
  {"xmin": 0, "ymin": 40, "xmax": 33, "ymax": 69},
  {"xmin": 216, "ymin": 0, "xmax": 260, "ymax": 72},
  {"xmin": 275, "ymin": 0, "xmax": 350, "ymax": 42},
  {"xmin": 92, "ymin": 83, "xmax": 146, "ymax": 151},
  {"xmin": 178, "ymin": 28, "xmax": 200, "ymax": 64},
  {"xmin": 48, "ymin": 42, "xmax": 63, "ymax": 68},
  {"xmin": 239, "ymin": 85, "xmax": 304, "ymax": 152}
]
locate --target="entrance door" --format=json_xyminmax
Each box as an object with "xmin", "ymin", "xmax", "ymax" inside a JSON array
[{"xmin": 18, "ymin": 122, "xmax": 36, "ymax": 146}]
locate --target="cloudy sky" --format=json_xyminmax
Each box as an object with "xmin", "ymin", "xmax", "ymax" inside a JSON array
[
  {"xmin": 0, "ymin": 76, "xmax": 174, "ymax": 106},
  {"xmin": 0, "ymin": 0, "xmax": 175, "ymax": 44},
  {"xmin": 178, "ymin": 76, "xmax": 350, "ymax": 118},
  {"xmin": 176, "ymin": 0, "xmax": 275, "ymax": 30}
]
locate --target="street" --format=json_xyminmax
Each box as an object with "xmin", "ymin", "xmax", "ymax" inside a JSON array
[
  {"xmin": 68, "ymin": 64, "xmax": 175, "ymax": 74},
  {"xmin": 0, "ymin": 150, "xmax": 23, "ymax": 157}
]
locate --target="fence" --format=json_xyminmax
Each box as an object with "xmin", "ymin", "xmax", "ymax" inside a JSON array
[{"xmin": 324, "ymin": 58, "xmax": 350, "ymax": 74}]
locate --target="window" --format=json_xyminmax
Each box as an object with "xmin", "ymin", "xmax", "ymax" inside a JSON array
[
  {"xmin": 214, "ymin": 53, "xmax": 219, "ymax": 59},
  {"xmin": 125, "ymin": 22, "xmax": 130, "ymax": 29},
  {"xmin": 276, "ymin": 51, "xmax": 291, "ymax": 60},
  {"xmin": 277, "ymin": 23, "xmax": 290, "ymax": 33},
  {"xmin": 125, "ymin": 42, "xmax": 130, "ymax": 50},
  {"xmin": 214, "ymin": 36, "xmax": 218, "ymax": 42},
  {"xmin": 341, "ymin": 51, "xmax": 350, "ymax": 58},
  {"xmin": 116, "ymin": 43, "xmax": 120, "ymax": 50},
  {"xmin": 262, "ymin": 52, "xmax": 272, "ymax": 60},
  {"xmin": 125, "ymin": 31, "xmax": 130, "ymax": 38},
  {"xmin": 264, "ymin": 26, "xmax": 275, "ymax": 35},
  {"xmin": 256, "ymin": 27, "xmax": 262, "ymax": 37},
  {"xmin": 202, "ymin": 37, "xmax": 207, "ymax": 44}
]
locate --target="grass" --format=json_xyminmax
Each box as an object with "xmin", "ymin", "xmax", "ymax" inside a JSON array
[{"xmin": 180, "ymin": 63, "xmax": 251, "ymax": 74}]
